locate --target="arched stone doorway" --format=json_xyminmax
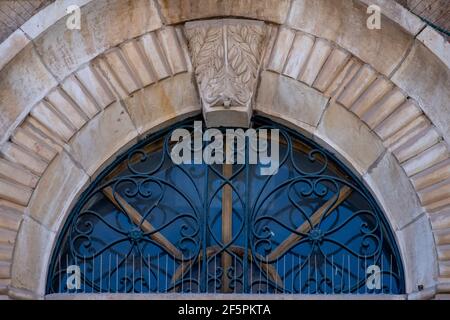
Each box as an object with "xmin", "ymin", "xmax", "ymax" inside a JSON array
[{"xmin": 0, "ymin": 0, "xmax": 448, "ymax": 299}]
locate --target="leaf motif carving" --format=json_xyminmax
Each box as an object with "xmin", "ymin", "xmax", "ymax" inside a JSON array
[{"xmin": 186, "ymin": 21, "xmax": 266, "ymax": 109}]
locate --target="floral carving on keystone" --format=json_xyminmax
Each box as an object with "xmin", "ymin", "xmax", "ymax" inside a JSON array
[{"xmin": 185, "ymin": 19, "xmax": 267, "ymax": 115}]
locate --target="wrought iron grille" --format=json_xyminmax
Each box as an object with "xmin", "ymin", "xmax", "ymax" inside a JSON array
[{"xmin": 47, "ymin": 117, "xmax": 405, "ymax": 295}]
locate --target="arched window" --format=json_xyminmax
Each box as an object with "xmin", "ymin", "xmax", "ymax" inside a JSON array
[{"xmin": 47, "ymin": 117, "xmax": 405, "ymax": 295}]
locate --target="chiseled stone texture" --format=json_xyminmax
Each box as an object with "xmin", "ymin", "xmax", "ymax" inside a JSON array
[
  {"xmin": 157, "ymin": 0, "xmax": 291, "ymax": 24},
  {"xmin": 123, "ymin": 73, "xmax": 200, "ymax": 136},
  {"xmin": 315, "ymin": 102, "xmax": 385, "ymax": 175},
  {"xmin": 392, "ymin": 41, "xmax": 450, "ymax": 144},
  {"xmin": 256, "ymin": 71, "xmax": 329, "ymax": 134},
  {"xmin": 363, "ymin": 152, "xmax": 424, "ymax": 230},
  {"xmin": 0, "ymin": 29, "xmax": 30, "ymax": 71},
  {"xmin": 11, "ymin": 217, "xmax": 56, "ymax": 297},
  {"xmin": 33, "ymin": 0, "xmax": 162, "ymax": 81},
  {"xmin": 287, "ymin": 0, "xmax": 413, "ymax": 77},
  {"xmin": 0, "ymin": 44, "xmax": 57, "ymax": 144},
  {"xmin": 397, "ymin": 214, "xmax": 438, "ymax": 293},
  {"xmin": 66, "ymin": 101, "xmax": 139, "ymax": 177},
  {"xmin": 27, "ymin": 151, "xmax": 89, "ymax": 232}
]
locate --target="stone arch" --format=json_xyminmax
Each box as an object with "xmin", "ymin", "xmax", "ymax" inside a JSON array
[{"xmin": 0, "ymin": 0, "xmax": 449, "ymax": 299}]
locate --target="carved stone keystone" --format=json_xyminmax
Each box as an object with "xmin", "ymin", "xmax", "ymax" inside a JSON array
[{"xmin": 185, "ymin": 19, "xmax": 268, "ymax": 128}]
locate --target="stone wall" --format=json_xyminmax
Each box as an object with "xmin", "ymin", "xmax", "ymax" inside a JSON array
[{"xmin": 0, "ymin": 0, "xmax": 449, "ymax": 299}]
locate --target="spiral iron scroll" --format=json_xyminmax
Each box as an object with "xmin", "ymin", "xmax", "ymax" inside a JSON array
[{"xmin": 47, "ymin": 119, "xmax": 404, "ymax": 294}]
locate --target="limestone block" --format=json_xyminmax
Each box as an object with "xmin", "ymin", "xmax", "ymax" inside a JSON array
[
  {"xmin": 0, "ymin": 200, "xmax": 23, "ymax": 232},
  {"xmin": 103, "ymin": 48, "xmax": 141, "ymax": 95},
  {"xmin": 336, "ymin": 65, "xmax": 377, "ymax": 108},
  {"xmin": 0, "ymin": 45, "xmax": 57, "ymax": 144},
  {"xmin": 11, "ymin": 128, "xmax": 58, "ymax": 163},
  {"xmin": 402, "ymin": 143, "xmax": 450, "ymax": 177},
  {"xmin": 350, "ymin": 77, "xmax": 393, "ymax": 118},
  {"xmin": 11, "ymin": 217, "xmax": 55, "ymax": 296},
  {"xmin": 20, "ymin": 0, "xmax": 92, "ymax": 39},
  {"xmin": 76, "ymin": 65, "xmax": 115, "ymax": 109},
  {"xmin": 417, "ymin": 26, "xmax": 450, "ymax": 69},
  {"xmin": 431, "ymin": 210, "xmax": 450, "ymax": 230},
  {"xmin": 0, "ymin": 158, "xmax": 39, "ymax": 189},
  {"xmin": 61, "ymin": 76, "xmax": 100, "ymax": 119},
  {"xmin": 157, "ymin": 0, "xmax": 291, "ymax": 24},
  {"xmin": 287, "ymin": 0, "xmax": 413, "ymax": 77},
  {"xmin": 123, "ymin": 73, "xmax": 200, "ymax": 135},
  {"xmin": 313, "ymin": 47, "xmax": 350, "ymax": 92},
  {"xmin": 362, "ymin": 88, "xmax": 406, "ymax": 130},
  {"xmin": 0, "ymin": 261, "xmax": 10, "ymax": 279},
  {"xmin": 30, "ymin": 102, "xmax": 76, "ymax": 143},
  {"xmin": 299, "ymin": 39, "xmax": 332, "ymax": 86},
  {"xmin": 393, "ymin": 128, "xmax": 441, "ymax": 164},
  {"xmin": 0, "ymin": 228, "xmax": 16, "ymax": 246},
  {"xmin": 0, "ymin": 29, "xmax": 30, "ymax": 71},
  {"xmin": 139, "ymin": 33, "xmax": 171, "ymax": 81},
  {"xmin": 283, "ymin": 33, "xmax": 315, "ymax": 80},
  {"xmin": 0, "ymin": 244, "xmax": 13, "ymax": 262},
  {"xmin": 397, "ymin": 214, "xmax": 437, "ymax": 293},
  {"xmin": 157, "ymin": 27, "xmax": 188, "ymax": 75},
  {"xmin": 315, "ymin": 102, "xmax": 385, "ymax": 175},
  {"xmin": 435, "ymin": 228, "xmax": 450, "ymax": 246},
  {"xmin": 384, "ymin": 116, "xmax": 429, "ymax": 151},
  {"xmin": 324, "ymin": 57, "xmax": 362, "ymax": 98},
  {"xmin": 33, "ymin": 0, "xmax": 162, "ymax": 81},
  {"xmin": 411, "ymin": 159, "xmax": 450, "ymax": 191},
  {"xmin": 67, "ymin": 102, "xmax": 139, "ymax": 177},
  {"xmin": 267, "ymin": 28, "xmax": 296, "ymax": 73},
  {"xmin": 120, "ymin": 41, "xmax": 155, "ymax": 88},
  {"xmin": 363, "ymin": 152, "xmax": 424, "ymax": 230},
  {"xmin": 28, "ymin": 151, "xmax": 88, "ymax": 232},
  {"xmin": 46, "ymin": 88, "xmax": 88, "ymax": 130},
  {"xmin": 1, "ymin": 143, "xmax": 48, "ymax": 176},
  {"xmin": 392, "ymin": 42, "xmax": 450, "ymax": 143},
  {"xmin": 21, "ymin": 117, "xmax": 65, "ymax": 152},
  {"xmin": 256, "ymin": 72, "xmax": 329, "ymax": 132},
  {"xmin": 419, "ymin": 180, "xmax": 450, "ymax": 207},
  {"xmin": 0, "ymin": 178, "xmax": 32, "ymax": 207},
  {"xmin": 92, "ymin": 57, "xmax": 130, "ymax": 100},
  {"xmin": 374, "ymin": 100, "xmax": 422, "ymax": 141}
]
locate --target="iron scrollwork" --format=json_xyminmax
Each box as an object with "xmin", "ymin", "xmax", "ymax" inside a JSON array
[{"xmin": 47, "ymin": 117, "xmax": 405, "ymax": 295}]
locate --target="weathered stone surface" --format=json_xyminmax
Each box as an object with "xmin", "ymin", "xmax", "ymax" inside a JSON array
[
  {"xmin": 363, "ymin": 152, "xmax": 424, "ymax": 230},
  {"xmin": 67, "ymin": 102, "xmax": 139, "ymax": 177},
  {"xmin": 123, "ymin": 73, "xmax": 200, "ymax": 135},
  {"xmin": 11, "ymin": 217, "xmax": 55, "ymax": 296},
  {"xmin": 0, "ymin": 178, "xmax": 32, "ymax": 207},
  {"xmin": 397, "ymin": 214, "xmax": 438, "ymax": 293},
  {"xmin": 33, "ymin": 0, "xmax": 162, "ymax": 81},
  {"xmin": 28, "ymin": 151, "xmax": 88, "ymax": 232},
  {"xmin": 392, "ymin": 42, "xmax": 450, "ymax": 144},
  {"xmin": 287, "ymin": 0, "xmax": 413, "ymax": 77},
  {"xmin": 20, "ymin": 0, "xmax": 92, "ymax": 39},
  {"xmin": 315, "ymin": 102, "xmax": 385, "ymax": 175},
  {"xmin": 358, "ymin": 0, "xmax": 425, "ymax": 35},
  {"xmin": 268, "ymin": 27, "xmax": 296, "ymax": 74},
  {"xmin": 0, "ymin": 29, "xmax": 30, "ymax": 71},
  {"xmin": 256, "ymin": 72, "xmax": 329, "ymax": 133},
  {"xmin": 402, "ymin": 142, "xmax": 450, "ymax": 177},
  {"xmin": 0, "ymin": 45, "xmax": 57, "ymax": 144},
  {"xmin": 0, "ymin": 158, "xmax": 39, "ymax": 189},
  {"xmin": 299, "ymin": 39, "xmax": 332, "ymax": 86},
  {"xmin": 158, "ymin": 0, "xmax": 291, "ymax": 24},
  {"xmin": 412, "ymin": 159, "xmax": 450, "ymax": 191},
  {"xmin": 283, "ymin": 33, "xmax": 315, "ymax": 80},
  {"xmin": 417, "ymin": 26, "xmax": 450, "ymax": 69}
]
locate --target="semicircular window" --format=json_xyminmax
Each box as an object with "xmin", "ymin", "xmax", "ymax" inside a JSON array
[{"xmin": 47, "ymin": 116, "xmax": 405, "ymax": 295}]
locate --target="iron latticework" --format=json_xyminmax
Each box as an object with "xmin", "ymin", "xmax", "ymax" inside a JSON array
[{"xmin": 47, "ymin": 117, "xmax": 405, "ymax": 295}]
